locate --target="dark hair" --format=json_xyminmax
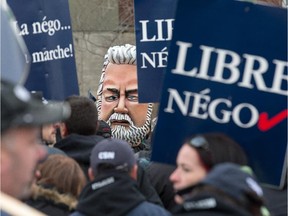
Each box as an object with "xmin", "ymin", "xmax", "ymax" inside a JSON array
[
  {"xmin": 184, "ymin": 132, "xmax": 248, "ymax": 170},
  {"xmin": 37, "ymin": 154, "xmax": 87, "ymax": 197},
  {"xmin": 64, "ymin": 95, "xmax": 98, "ymax": 135}
]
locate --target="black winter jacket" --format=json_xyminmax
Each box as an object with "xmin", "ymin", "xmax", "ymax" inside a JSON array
[
  {"xmin": 54, "ymin": 134, "xmax": 104, "ymax": 178},
  {"xmin": 26, "ymin": 185, "xmax": 77, "ymax": 216},
  {"xmin": 54, "ymin": 134, "xmax": 162, "ymax": 206},
  {"xmin": 70, "ymin": 172, "xmax": 170, "ymax": 216}
]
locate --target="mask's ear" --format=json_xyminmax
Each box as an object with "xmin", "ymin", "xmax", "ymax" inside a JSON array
[
  {"xmin": 130, "ymin": 164, "xmax": 138, "ymax": 180},
  {"xmin": 88, "ymin": 167, "xmax": 95, "ymax": 181}
]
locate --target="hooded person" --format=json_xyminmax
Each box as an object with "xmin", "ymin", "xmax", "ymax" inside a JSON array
[
  {"xmin": 172, "ymin": 163, "xmax": 270, "ymax": 216},
  {"xmin": 71, "ymin": 138, "xmax": 171, "ymax": 216},
  {"xmin": 26, "ymin": 154, "xmax": 87, "ymax": 216}
]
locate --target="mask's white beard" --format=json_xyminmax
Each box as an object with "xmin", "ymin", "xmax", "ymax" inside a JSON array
[{"xmin": 107, "ymin": 113, "xmax": 151, "ymax": 147}]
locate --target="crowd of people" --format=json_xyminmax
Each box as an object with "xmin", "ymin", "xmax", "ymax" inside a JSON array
[
  {"xmin": 1, "ymin": 0, "xmax": 287, "ymax": 213},
  {"xmin": 1, "ymin": 42, "xmax": 287, "ymax": 216}
]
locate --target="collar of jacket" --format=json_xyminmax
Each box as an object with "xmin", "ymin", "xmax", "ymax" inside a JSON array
[
  {"xmin": 76, "ymin": 172, "xmax": 146, "ymax": 216},
  {"xmin": 30, "ymin": 184, "xmax": 77, "ymax": 210}
]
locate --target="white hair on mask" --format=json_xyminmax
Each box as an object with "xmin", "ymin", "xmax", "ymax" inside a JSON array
[
  {"xmin": 107, "ymin": 44, "xmax": 136, "ymax": 65},
  {"xmin": 96, "ymin": 44, "xmax": 137, "ymax": 113}
]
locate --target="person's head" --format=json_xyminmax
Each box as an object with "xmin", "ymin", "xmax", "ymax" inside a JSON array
[
  {"xmin": 59, "ymin": 95, "xmax": 98, "ymax": 138},
  {"xmin": 88, "ymin": 138, "xmax": 137, "ymax": 181},
  {"xmin": 170, "ymin": 132, "xmax": 248, "ymax": 203},
  {"xmin": 181, "ymin": 163, "xmax": 267, "ymax": 216},
  {"xmin": 36, "ymin": 154, "xmax": 87, "ymax": 198},
  {"xmin": 96, "ymin": 44, "xmax": 153, "ymax": 148},
  {"xmin": 41, "ymin": 123, "xmax": 59, "ymax": 145},
  {"xmin": 30, "ymin": 91, "xmax": 59, "ymax": 145},
  {"xmin": 1, "ymin": 79, "xmax": 71, "ymax": 199}
]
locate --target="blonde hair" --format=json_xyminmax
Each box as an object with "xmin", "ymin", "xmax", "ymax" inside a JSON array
[{"xmin": 37, "ymin": 154, "xmax": 86, "ymax": 197}]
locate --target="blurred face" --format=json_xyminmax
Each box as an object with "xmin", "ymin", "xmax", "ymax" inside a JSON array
[
  {"xmin": 99, "ymin": 63, "xmax": 152, "ymax": 146},
  {"xmin": 1, "ymin": 127, "xmax": 47, "ymax": 199},
  {"xmin": 42, "ymin": 123, "xmax": 58, "ymax": 145},
  {"xmin": 170, "ymin": 144, "xmax": 208, "ymax": 203}
]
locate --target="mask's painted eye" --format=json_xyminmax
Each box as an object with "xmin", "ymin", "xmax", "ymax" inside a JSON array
[
  {"xmin": 127, "ymin": 94, "xmax": 138, "ymax": 102},
  {"xmin": 104, "ymin": 94, "xmax": 119, "ymax": 102}
]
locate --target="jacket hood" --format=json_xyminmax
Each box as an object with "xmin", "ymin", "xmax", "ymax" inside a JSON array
[
  {"xmin": 76, "ymin": 172, "xmax": 145, "ymax": 216},
  {"xmin": 30, "ymin": 184, "xmax": 78, "ymax": 210},
  {"xmin": 173, "ymin": 192, "xmax": 253, "ymax": 216},
  {"xmin": 54, "ymin": 134, "xmax": 104, "ymax": 164}
]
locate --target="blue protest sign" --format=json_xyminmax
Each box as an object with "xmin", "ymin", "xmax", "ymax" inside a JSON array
[
  {"xmin": 7, "ymin": 0, "xmax": 79, "ymax": 100},
  {"xmin": 134, "ymin": 0, "xmax": 177, "ymax": 102},
  {"xmin": 151, "ymin": 0, "xmax": 287, "ymax": 188}
]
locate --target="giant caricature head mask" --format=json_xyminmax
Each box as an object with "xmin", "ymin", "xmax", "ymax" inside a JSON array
[{"xmin": 96, "ymin": 44, "xmax": 153, "ymax": 148}]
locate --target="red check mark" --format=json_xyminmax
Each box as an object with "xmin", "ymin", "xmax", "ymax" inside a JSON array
[{"xmin": 258, "ymin": 109, "xmax": 288, "ymax": 132}]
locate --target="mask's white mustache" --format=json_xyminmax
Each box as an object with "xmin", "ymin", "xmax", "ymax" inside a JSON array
[{"xmin": 108, "ymin": 113, "xmax": 133, "ymax": 125}]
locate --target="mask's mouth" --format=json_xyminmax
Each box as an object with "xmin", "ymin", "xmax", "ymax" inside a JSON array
[{"xmin": 110, "ymin": 119, "xmax": 130, "ymax": 128}]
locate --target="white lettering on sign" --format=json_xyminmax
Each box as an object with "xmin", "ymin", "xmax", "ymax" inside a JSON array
[
  {"xmin": 98, "ymin": 151, "xmax": 115, "ymax": 160},
  {"xmin": 139, "ymin": 19, "xmax": 174, "ymax": 42},
  {"xmin": 164, "ymin": 88, "xmax": 259, "ymax": 129},
  {"xmin": 13, "ymin": 16, "xmax": 74, "ymax": 64},
  {"xmin": 138, "ymin": 18, "xmax": 174, "ymax": 69},
  {"xmin": 14, "ymin": 16, "xmax": 71, "ymax": 37},
  {"xmin": 141, "ymin": 47, "xmax": 168, "ymax": 68},
  {"xmin": 32, "ymin": 44, "xmax": 73, "ymax": 63},
  {"xmin": 172, "ymin": 41, "xmax": 288, "ymax": 96}
]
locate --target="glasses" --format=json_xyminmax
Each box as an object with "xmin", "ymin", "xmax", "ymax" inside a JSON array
[
  {"xmin": 188, "ymin": 135, "xmax": 213, "ymax": 170},
  {"xmin": 188, "ymin": 136, "xmax": 209, "ymax": 151}
]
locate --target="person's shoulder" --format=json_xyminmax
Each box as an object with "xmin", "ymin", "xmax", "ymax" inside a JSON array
[
  {"xmin": 146, "ymin": 162, "xmax": 176, "ymax": 175},
  {"xmin": 90, "ymin": 134, "xmax": 105, "ymax": 142},
  {"xmin": 46, "ymin": 146, "xmax": 67, "ymax": 156},
  {"xmin": 127, "ymin": 201, "xmax": 172, "ymax": 216},
  {"xmin": 0, "ymin": 210, "xmax": 12, "ymax": 216},
  {"xmin": 70, "ymin": 211, "xmax": 86, "ymax": 216},
  {"xmin": 262, "ymin": 185, "xmax": 287, "ymax": 216},
  {"xmin": 54, "ymin": 134, "xmax": 104, "ymax": 147},
  {"xmin": 65, "ymin": 134, "xmax": 104, "ymax": 143}
]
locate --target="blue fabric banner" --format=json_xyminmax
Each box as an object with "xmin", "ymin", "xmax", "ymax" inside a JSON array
[
  {"xmin": 7, "ymin": 0, "xmax": 79, "ymax": 100},
  {"xmin": 151, "ymin": 0, "xmax": 287, "ymax": 188},
  {"xmin": 134, "ymin": 0, "xmax": 177, "ymax": 102}
]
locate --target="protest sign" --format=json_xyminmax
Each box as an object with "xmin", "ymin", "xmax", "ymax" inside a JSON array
[
  {"xmin": 151, "ymin": 0, "xmax": 287, "ymax": 188},
  {"xmin": 7, "ymin": 0, "xmax": 79, "ymax": 100},
  {"xmin": 134, "ymin": 0, "xmax": 177, "ymax": 102}
]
